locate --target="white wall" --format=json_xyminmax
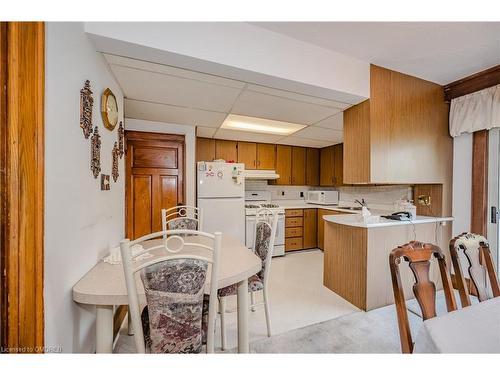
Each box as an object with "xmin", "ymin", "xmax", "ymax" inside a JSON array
[
  {"xmin": 124, "ymin": 119, "xmax": 196, "ymax": 207},
  {"xmin": 452, "ymin": 133, "xmax": 473, "ymax": 236},
  {"xmin": 45, "ymin": 22, "xmax": 124, "ymax": 353},
  {"xmin": 84, "ymin": 22, "xmax": 369, "ymax": 104}
]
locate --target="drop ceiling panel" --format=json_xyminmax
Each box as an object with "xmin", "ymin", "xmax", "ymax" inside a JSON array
[
  {"xmin": 292, "ymin": 126, "xmax": 343, "ymax": 142},
  {"xmin": 104, "ymin": 54, "xmax": 245, "ymax": 89},
  {"xmin": 196, "ymin": 127, "xmax": 217, "ymax": 138},
  {"xmin": 110, "ymin": 65, "xmax": 242, "ymax": 112},
  {"xmin": 311, "ymin": 112, "xmax": 343, "ymax": 130},
  {"xmin": 246, "ymin": 84, "xmax": 350, "ymax": 109},
  {"xmin": 213, "ymin": 129, "xmax": 282, "ymax": 143},
  {"xmin": 277, "ymin": 136, "xmax": 335, "ymax": 148},
  {"xmin": 125, "ymin": 99, "xmax": 226, "ymax": 128},
  {"xmin": 231, "ymin": 90, "xmax": 341, "ymax": 125}
]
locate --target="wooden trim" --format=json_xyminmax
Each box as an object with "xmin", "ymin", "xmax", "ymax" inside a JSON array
[
  {"xmin": 444, "ymin": 65, "xmax": 500, "ymax": 102},
  {"xmin": 0, "ymin": 22, "xmax": 7, "ymax": 347},
  {"xmin": 1, "ymin": 22, "xmax": 45, "ymax": 352},
  {"xmin": 471, "ymin": 130, "xmax": 488, "ymax": 236},
  {"xmin": 113, "ymin": 306, "xmax": 128, "ymax": 340}
]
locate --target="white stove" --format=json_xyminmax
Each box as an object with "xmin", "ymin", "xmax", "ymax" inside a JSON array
[{"xmin": 245, "ymin": 191, "xmax": 285, "ymax": 257}]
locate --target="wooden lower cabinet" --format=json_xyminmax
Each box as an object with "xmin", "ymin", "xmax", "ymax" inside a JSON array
[
  {"xmin": 317, "ymin": 209, "xmax": 349, "ymax": 250},
  {"xmin": 284, "ymin": 208, "xmax": 317, "ymax": 251}
]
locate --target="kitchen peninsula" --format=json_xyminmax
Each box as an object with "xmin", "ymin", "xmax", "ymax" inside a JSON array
[{"xmin": 323, "ymin": 213, "xmax": 453, "ymax": 311}]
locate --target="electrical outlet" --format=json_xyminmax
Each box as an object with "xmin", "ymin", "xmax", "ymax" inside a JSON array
[
  {"xmin": 300, "ymin": 191, "xmax": 304, "ymax": 198},
  {"xmin": 281, "ymin": 191, "xmax": 285, "ymax": 196}
]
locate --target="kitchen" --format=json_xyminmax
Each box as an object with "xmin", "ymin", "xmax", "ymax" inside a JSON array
[{"xmin": 3, "ymin": 20, "xmax": 499, "ymax": 358}]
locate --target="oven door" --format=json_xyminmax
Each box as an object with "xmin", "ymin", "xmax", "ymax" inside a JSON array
[{"xmin": 245, "ymin": 213, "xmax": 285, "ymax": 256}]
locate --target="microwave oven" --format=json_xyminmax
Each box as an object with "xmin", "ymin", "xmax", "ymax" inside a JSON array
[{"xmin": 306, "ymin": 190, "xmax": 339, "ymax": 205}]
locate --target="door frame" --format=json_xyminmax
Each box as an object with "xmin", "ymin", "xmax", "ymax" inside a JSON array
[{"xmin": 0, "ymin": 22, "xmax": 45, "ymax": 352}]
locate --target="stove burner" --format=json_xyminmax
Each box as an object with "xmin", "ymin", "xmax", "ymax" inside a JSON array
[
  {"xmin": 245, "ymin": 204, "xmax": 260, "ymax": 209},
  {"xmin": 260, "ymin": 203, "xmax": 280, "ymax": 208}
]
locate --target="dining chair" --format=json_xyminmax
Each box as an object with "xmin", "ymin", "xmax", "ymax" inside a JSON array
[
  {"xmin": 120, "ymin": 229, "xmax": 221, "ymax": 353},
  {"xmin": 389, "ymin": 241, "xmax": 457, "ymax": 353},
  {"xmin": 161, "ymin": 205, "xmax": 203, "ymax": 232},
  {"xmin": 449, "ymin": 232, "xmax": 500, "ymax": 307},
  {"xmin": 217, "ymin": 208, "xmax": 278, "ymax": 351}
]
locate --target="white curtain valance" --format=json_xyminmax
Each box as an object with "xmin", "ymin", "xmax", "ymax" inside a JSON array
[{"xmin": 449, "ymin": 84, "xmax": 500, "ymax": 137}]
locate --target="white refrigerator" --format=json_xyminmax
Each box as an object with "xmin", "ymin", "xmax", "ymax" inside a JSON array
[{"xmin": 197, "ymin": 162, "xmax": 245, "ymax": 243}]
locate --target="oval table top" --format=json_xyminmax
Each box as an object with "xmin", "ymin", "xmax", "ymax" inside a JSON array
[{"xmin": 73, "ymin": 234, "xmax": 262, "ymax": 306}]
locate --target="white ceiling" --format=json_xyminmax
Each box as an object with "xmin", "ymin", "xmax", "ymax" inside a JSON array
[
  {"xmin": 250, "ymin": 22, "xmax": 500, "ymax": 84},
  {"xmin": 105, "ymin": 54, "xmax": 347, "ymax": 148}
]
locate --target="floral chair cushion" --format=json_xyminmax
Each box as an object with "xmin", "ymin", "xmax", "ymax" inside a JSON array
[
  {"xmin": 167, "ymin": 217, "xmax": 198, "ymax": 231},
  {"xmin": 140, "ymin": 258, "xmax": 208, "ymax": 353},
  {"xmin": 217, "ymin": 274, "xmax": 264, "ymax": 297}
]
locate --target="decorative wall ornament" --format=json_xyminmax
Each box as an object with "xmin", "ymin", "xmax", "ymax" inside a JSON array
[
  {"xmin": 90, "ymin": 126, "xmax": 101, "ymax": 178},
  {"xmin": 112, "ymin": 142, "xmax": 119, "ymax": 182},
  {"xmin": 101, "ymin": 88, "xmax": 119, "ymax": 131},
  {"xmin": 118, "ymin": 121, "xmax": 124, "ymax": 158},
  {"xmin": 101, "ymin": 174, "xmax": 110, "ymax": 190},
  {"xmin": 80, "ymin": 80, "xmax": 93, "ymax": 139}
]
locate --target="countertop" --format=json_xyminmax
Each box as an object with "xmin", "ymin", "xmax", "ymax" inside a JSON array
[
  {"xmin": 273, "ymin": 199, "xmax": 453, "ymax": 228},
  {"xmin": 323, "ymin": 213, "xmax": 454, "ymax": 228}
]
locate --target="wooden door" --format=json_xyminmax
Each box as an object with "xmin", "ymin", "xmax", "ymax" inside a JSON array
[
  {"xmin": 333, "ymin": 143, "xmax": 344, "ymax": 186},
  {"xmin": 320, "ymin": 146, "xmax": 335, "ymax": 186},
  {"xmin": 303, "ymin": 209, "xmax": 318, "ymax": 249},
  {"xmin": 306, "ymin": 148, "xmax": 320, "ymax": 186},
  {"xmin": 215, "ymin": 139, "xmax": 237, "ymax": 162},
  {"xmin": 274, "ymin": 145, "xmax": 292, "ymax": 185},
  {"xmin": 237, "ymin": 141, "xmax": 257, "ymax": 169},
  {"xmin": 126, "ymin": 131, "xmax": 185, "ymax": 239},
  {"xmin": 257, "ymin": 143, "xmax": 276, "ymax": 170},
  {"xmin": 196, "ymin": 137, "xmax": 215, "ymax": 162},
  {"xmin": 291, "ymin": 147, "xmax": 306, "ymax": 185}
]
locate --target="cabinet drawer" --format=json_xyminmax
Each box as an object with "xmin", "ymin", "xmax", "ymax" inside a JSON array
[
  {"xmin": 285, "ymin": 237, "xmax": 303, "ymax": 251},
  {"xmin": 285, "ymin": 227, "xmax": 303, "ymax": 238},
  {"xmin": 285, "ymin": 209, "xmax": 303, "ymax": 217},
  {"xmin": 285, "ymin": 217, "xmax": 303, "ymax": 228}
]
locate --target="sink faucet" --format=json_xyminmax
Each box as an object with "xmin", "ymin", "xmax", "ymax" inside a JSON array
[{"xmin": 354, "ymin": 198, "xmax": 367, "ymax": 207}]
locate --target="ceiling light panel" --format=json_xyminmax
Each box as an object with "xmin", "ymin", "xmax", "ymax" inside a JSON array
[{"xmin": 221, "ymin": 114, "xmax": 306, "ymax": 136}]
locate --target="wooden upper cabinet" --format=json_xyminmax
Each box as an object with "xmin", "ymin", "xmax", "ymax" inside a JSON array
[
  {"xmin": 320, "ymin": 146, "xmax": 335, "ymax": 186},
  {"xmin": 303, "ymin": 208, "xmax": 318, "ymax": 249},
  {"xmin": 291, "ymin": 147, "xmax": 306, "ymax": 185},
  {"xmin": 237, "ymin": 141, "xmax": 257, "ymax": 169},
  {"xmin": 257, "ymin": 143, "xmax": 276, "ymax": 170},
  {"xmin": 274, "ymin": 145, "xmax": 292, "ymax": 185},
  {"xmin": 343, "ymin": 100, "xmax": 370, "ymax": 184},
  {"xmin": 196, "ymin": 137, "xmax": 215, "ymax": 162},
  {"xmin": 215, "ymin": 139, "xmax": 237, "ymax": 162},
  {"xmin": 306, "ymin": 148, "xmax": 320, "ymax": 186},
  {"xmin": 333, "ymin": 144, "xmax": 344, "ymax": 186}
]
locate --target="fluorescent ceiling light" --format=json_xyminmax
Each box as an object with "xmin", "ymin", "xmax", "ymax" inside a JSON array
[{"xmin": 221, "ymin": 114, "xmax": 306, "ymax": 135}]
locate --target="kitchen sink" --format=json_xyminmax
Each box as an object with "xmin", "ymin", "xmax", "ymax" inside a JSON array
[{"xmin": 337, "ymin": 206, "xmax": 365, "ymax": 211}]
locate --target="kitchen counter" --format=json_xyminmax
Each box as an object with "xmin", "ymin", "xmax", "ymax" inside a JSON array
[
  {"xmin": 273, "ymin": 200, "xmax": 386, "ymax": 214},
  {"xmin": 323, "ymin": 214, "xmax": 454, "ymax": 228}
]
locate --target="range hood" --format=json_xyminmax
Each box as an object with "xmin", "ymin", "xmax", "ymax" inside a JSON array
[{"xmin": 243, "ymin": 170, "xmax": 280, "ymax": 180}]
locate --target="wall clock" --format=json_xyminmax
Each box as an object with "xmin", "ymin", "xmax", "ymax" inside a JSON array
[{"xmin": 101, "ymin": 88, "xmax": 118, "ymax": 131}]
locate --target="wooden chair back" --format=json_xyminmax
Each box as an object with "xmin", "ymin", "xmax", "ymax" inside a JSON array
[
  {"xmin": 120, "ymin": 229, "xmax": 221, "ymax": 353},
  {"xmin": 389, "ymin": 241, "xmax": 457, "ymax": 353},
  {"xmin": 449, "ymin": 232, "xmax": 500, "ymax": 307}
]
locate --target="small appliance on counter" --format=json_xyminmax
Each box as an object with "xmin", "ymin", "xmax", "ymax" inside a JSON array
[
  {"xmin": 306, "ymin": 190, "xmax": 339, "ymax": 205},
  {"xmin": 381, "ymin": 212, "xmax": 412, "ymax": 221}
]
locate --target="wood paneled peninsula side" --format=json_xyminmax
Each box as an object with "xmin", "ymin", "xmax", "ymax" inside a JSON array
[{"xmin": 322, "ymin": 213, "xmax": 453, "ymax": 311}]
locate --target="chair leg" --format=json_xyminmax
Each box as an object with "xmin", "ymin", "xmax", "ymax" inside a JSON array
[
  {"xmin": 250, "ymin": 291, "xmax": 256, "ymax": 312},
  {"xmin": 263, "ymin": 288, "xmax": 272, "ymax": 337},
  {"xmin": 219, "ymin": 297, "xmax": 227, "ymax": 351}
]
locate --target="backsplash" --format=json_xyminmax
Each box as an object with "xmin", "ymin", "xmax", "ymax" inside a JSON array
[{"xmin": 245, "ymin": 180, "xmax": 412, "ymax": 209}]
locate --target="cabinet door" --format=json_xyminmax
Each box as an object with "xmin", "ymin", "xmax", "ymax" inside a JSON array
[
  {"xmin": 303, "ymin": 208, "xmax": 317, "ymax": 249},
  {"xmin": 274, "ymin": 145, "xmax": 292, "ymax": 185},
  {"xmin": 306, "ymin": 148, "xmax": 320, "ymax": 186},
  {"xmin": 215, "ymin": 140, "xmax": 237, "ymax": 162},
  {"xmin": 196, "ymin": 137, "xmax": 215, "ymax": 162},
  {"xmin": 237, "ymin": 141, "xmax": 257, "ymax": 169},
  {"xmin": 320, "ymin": 146, "xmax": 335, "ymax": 186},
  {"xmin": 257, "ymin": 143, "xmax": 276, "ymax": 170},
  {"xmin": 291, "ymin": 147, "xmax": 306, "ymax": 185},
  {"xmin": 343, "ymin": 100, "xmax": 370, "ymax": 183},
  {"xmin": 333, "ymin": 143, "xmax": 344, "ymax": 186}
]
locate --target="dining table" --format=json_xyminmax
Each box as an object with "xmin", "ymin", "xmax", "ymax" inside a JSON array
[
  {"xmin": 413, "ymin": 296, "xmax": 500, "ymax": 353},
  {"xmin": 72, "ymin": 233, "xmax": 262, "ymax": 354}
]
